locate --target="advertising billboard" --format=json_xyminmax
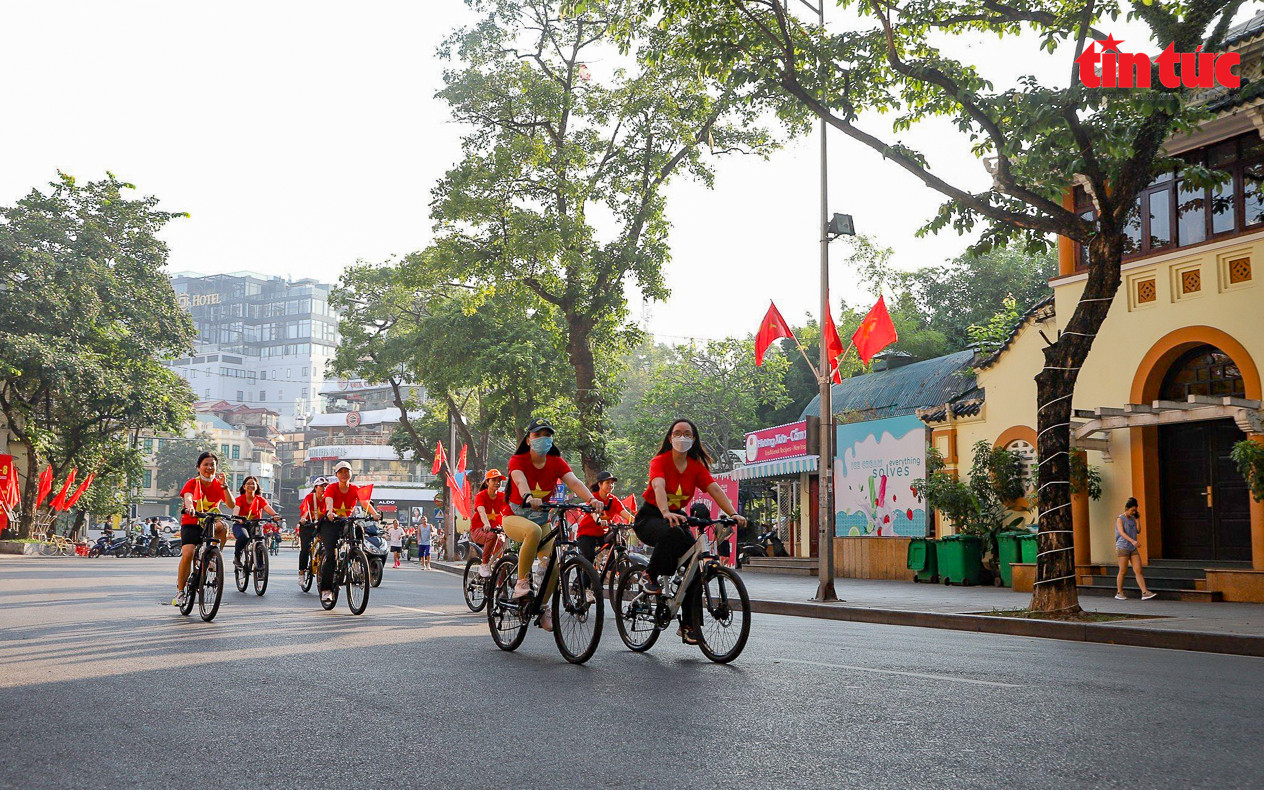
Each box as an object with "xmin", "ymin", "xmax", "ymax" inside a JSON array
[{"xmin": 834, "ymin": 416, "xmax": 928, "ymax": 538}]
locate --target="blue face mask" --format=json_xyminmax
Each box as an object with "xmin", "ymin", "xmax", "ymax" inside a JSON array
[{"xmin": 531, "ymin": 436, "xmax": 553, "ymax": 454}]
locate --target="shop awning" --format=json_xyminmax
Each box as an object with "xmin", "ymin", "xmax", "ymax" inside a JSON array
[{"xmin": 731, "ymin": 455, "xmax": 819, "ymax": 481}]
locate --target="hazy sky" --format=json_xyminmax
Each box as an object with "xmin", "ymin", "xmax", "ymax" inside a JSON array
[{"xmin": 0, "ymin": 1, "xmax": 1201, "ymax": 342}]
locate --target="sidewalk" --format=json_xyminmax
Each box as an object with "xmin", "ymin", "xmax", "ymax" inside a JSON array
[{"xmin": 741, "ymin": 571, "xmax": 1264, "ymax": 656}]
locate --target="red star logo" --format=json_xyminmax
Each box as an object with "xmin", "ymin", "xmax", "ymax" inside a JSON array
[{"xmin": 1097, "ymin": 34, "xmax": 1123, "ymax": 52}]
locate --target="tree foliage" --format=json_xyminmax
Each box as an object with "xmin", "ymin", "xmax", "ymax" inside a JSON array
[
  {"xmin": 155, "ymin": 432, "xmax": 220, "ymax": 497},
  {"xmin": 0, "ymin": 173, "xmax": 196, "ymax": 529}
]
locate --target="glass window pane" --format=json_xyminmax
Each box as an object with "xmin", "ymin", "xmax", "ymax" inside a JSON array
[
  {"xmin": 1148, "ymin": 189, "xmax": 1171, "ymax": 248},
  {"xmin": 1123, "ymin": 200, "xmax": 1142, "ymax": 254},
  {"xmin": 1177, "ymin": 180, "xmax": 1206, "ymax": 246},
  {"xmin": 1211, "ymin": 179, "xmax": 1235, "ymax": 234},
  {"xmin": 1210, "ymin": 140, "xmax": 1237, "ymax": 168},
  {"xmin": 1245, "ymin": 162, "xmax": 1264, "ymax": 227}
]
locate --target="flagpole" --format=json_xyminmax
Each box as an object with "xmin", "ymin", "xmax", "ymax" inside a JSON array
[
  {"xmin": 792, "ymin": 337, "xmax": 821, "ymax": 381},
  {"xmin": 814, "ymin": 0, "xmax": 837, "ymax": 603}
]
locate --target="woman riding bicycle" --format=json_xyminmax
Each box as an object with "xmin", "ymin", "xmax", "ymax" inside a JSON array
[
  {"xmin": 174, "ymin": 452, "xmax": 234, "ymax": 608},
  {"xmin": 297, "ymin": 477, "xmax": 328, "ymax": 585},
  {"xmin": 635, "ymin": 418, "xmax": 744, "ymax": 643},
  {"xmin": 231, "ymin": 475, "xmax": 278, "ymax": 572},
  {"xmin": 320, "ymin": 461, "xmax": 381, "ymax": 606},
  {"xmin": 503, "ymin": 417, "xmax": 604, "ymax": 630},
  {"xmin": 471, "ymin": 469, "xmax": 511, "ymax": 578}
]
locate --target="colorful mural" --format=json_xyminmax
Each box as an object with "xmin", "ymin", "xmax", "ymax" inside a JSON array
[{"xmin": 834, "ymin": 416, "xmax": 928, "ymax": 537}]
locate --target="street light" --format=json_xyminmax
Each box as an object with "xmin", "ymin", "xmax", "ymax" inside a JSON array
[{"xmin": 826, "ymin": 213, "xmax": 855, "ymax": 239}]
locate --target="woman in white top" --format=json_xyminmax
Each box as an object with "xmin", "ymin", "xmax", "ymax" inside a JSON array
[{"xmin": 387, "ymin": 521, "xmax": 405, "ymax": 568}]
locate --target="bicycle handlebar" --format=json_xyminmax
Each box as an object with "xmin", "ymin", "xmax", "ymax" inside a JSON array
[
  {"xmin": 685, "ymin": 515, "xmax": 740, "ymax": 528},
  {"xmin": 544, "ymin": 502, "xmax": 595, "ymax": 513}
]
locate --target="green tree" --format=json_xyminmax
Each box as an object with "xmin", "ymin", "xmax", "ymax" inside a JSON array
[
  {"xmin": 428, "ymin": 0, "xmax": 779, "ymax": 480},
  {"xmin": 155, "ymin": 433, "xmax": 219, "ymax": 499},
  {"xmin": 634, "ymin": 0, "xmax": 1250, "ymax": 613},
  {"xmin": 0, "ymin": 174, "xmax": 196, "ymax": 533}
]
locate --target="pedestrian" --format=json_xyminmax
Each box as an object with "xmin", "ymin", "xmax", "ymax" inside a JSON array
[
  {"xmin": 417, "ymin": 516, "xmax": 432, "ymax": 570},
  {"xmin": 387, "ymin": 519, "xmax": 405, "ymax": 568},
  {"xmin": 1115, "ymin": 497, "xmax": 1158, "ymax": 600}
]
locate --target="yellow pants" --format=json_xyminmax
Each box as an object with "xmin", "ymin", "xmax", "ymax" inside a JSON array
[{"xmin": 502, "ymin": 513, "xmax": 556, "ymax": 596}]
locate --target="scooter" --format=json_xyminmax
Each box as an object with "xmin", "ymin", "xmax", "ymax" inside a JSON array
[
  {"xmin": 362, "ymin": 523, "xmax": 389, "ymax": 588},
  {"xmin": 738, "ymin": 528, "xmax": 789, "ymax": 565}
]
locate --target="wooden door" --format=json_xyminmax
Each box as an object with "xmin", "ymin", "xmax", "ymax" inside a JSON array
[{"xmin": 1159, "ymin": 420, "xmax": 1251, "ymax": 562}]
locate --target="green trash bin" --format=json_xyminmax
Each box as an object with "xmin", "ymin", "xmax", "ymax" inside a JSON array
[
  {"xmin": 1016, "ymin": 532, "xmax": 1038, "ymax": 565},
  {"xmin": 935, "ymin": 534, "xmax": 984, "ymax": 586},
  {"xmin": 996, "ymin": 531, "xmax": 1025, "ymax": 588},
  {"xmin": 907, "ymin": 538, "xmax": 938, "ymax": 583}
]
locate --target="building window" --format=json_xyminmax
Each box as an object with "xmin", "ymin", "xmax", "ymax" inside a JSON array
[
  {"xmin": 143, "ymin": 470, "xmax": 152, "ymax": 489},
  {"xmin": 221, "ymin": 444, "xmax": 230, "ymax": 457},
  {"xmin": 302, "ymin": 367, "xmax": 309, "ymax": 376},
  {"xmin": 1159, "ymin": 345, "xmax": 1246, "ymax": 400},
  {"xmin": 260, "ymin": 390, "xmax": 267, "ymax": 401},
  {"xmin": 260, "ymin": 371, "xmax": 266, "ymax": 380},
  {"xmin": 143, "ymin": 438, "xmax": 153, "ymax": 453},
  {"xmin": 236, "ymin": 390, "xmax": 244, "ymax": 401},
  {"xmin": 232, "ymin": 445, "xmax": 240, "ymax": 460}
]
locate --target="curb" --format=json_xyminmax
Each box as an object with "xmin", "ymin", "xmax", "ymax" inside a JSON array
[{"xmin": 750, "ymin": 599, "xmax": 1264, "ymax": 658}]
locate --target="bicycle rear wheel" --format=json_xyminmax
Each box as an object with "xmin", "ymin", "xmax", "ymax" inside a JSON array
[
  {"xmin": 199, "ymin": 547, "xmax": 224, "ymax": 622},
  {"xmin": 614, "ymin": 564, "xmax": 659, "ymax": 652},
  {"xmin": 234, "ymin": 550, "xmax": 249, "ymax": 592},
  {"xmin": 487, "ymin": 558, "xmax": 527, "ymax": 651},
  {"xmin": 254, "ymin": 542, "xmax": 269, "ymax": 596},
  {"xmin": 689, "ymin": 563, "xmax": 751, "ymax": 663},
  {"xmin": 345, "ymin": 550, "xmax": 370, "ymax": 615},
  {"xmin": 179, "ymin": 566, "xmax": 198, "ymax": 616},
  {"xmin": 302, "ymin": 543, "xmax": 318, "ymax": 592},
  {"xmin": 462, "ymin": 556, "xmax": 487, "ymax": 612},
  {"xmin": 553, "ymin": 554, "xmax": 603, "ymax": 664}
]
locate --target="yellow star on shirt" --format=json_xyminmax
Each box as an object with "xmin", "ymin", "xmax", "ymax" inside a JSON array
[
  {"xmin": 666, "ymin": 484, "xmax": 690, "ymax": 509},
  {"xmin": 531, "ymin": 485, "xmax": 550, "ymax": 500}
]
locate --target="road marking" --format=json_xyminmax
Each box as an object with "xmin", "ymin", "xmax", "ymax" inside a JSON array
[
  {"xmin": 772, "ymin": 657, "xmax": 1022, "ymax": 688},
  {"xmin": 386, "ymin": 604, "xmax": 453, "ymax": 616}
]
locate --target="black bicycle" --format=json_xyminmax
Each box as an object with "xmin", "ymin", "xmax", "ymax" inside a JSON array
[
  {"xmin": 614, "ymin": 514, "xmax": 751, "ymax": 663},
  {"xmin": 317, "ymin": 517, "xmax": 373, "ymax": 615},
  {"xmin": 593, "ymin": 522, "xmax": 649, "ymax": 602},
  {"xmin": 486, "ymin": 503, "xmax": 603, "ymax": 664},
  {"xmin": 462, "ymin": 527, "xmax": 518, "ymax": 613},
  {"xmin": 178, "ymin": 511, "xmax": 226, "ymax": 622},
  {"xmin": 299, "ymin": 523, "xmax": 318, "ymax": 592},
  {"xmin": 232, "ymin": 517, "xmax": 272, "ymax": 596}
]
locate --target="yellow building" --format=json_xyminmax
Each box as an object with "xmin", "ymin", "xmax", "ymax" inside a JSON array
[{"xmin": 921, "ymin": 36, "xmax": 1264, "ymax": 600}]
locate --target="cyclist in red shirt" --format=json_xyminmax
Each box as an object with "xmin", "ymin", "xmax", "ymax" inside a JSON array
[
  {"xmin": 297, "ymin": 477, "xmax": 328, "ymax": 586},
  {"xmin": 231, "ymin": 475, "xmax": 278, "ymax": 572},
  {"xmin": 320, "ymin": 461, "xmax": 381, "ymax": 605},
  {"xmin": 471, "ymin": 469, "xmax": 511, "ymax": 578},
  {"xmin": 174, "ymin": 452, "xmax": 234, "ymax": 608},
  {"xmin": 575, "ymin": 470, "xmax": 626, "ymax": 563},
  {"xmin": 503, "ymin": 417, "xmax": 604, "ymax": 629},
  {"xmin": 635, "ymin": 418, "xmax": 744, "ymax": 643}
]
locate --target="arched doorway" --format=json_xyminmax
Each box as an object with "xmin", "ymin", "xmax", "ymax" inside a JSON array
[{"xmin": 1156, "ymin": 345, "xmax": 1252, "ymax": 562}]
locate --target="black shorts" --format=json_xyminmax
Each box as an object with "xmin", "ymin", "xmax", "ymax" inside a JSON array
[
  {"xmin": 180, "ymin": 524, "xmax": 204, "ymax": 546},
  {"xmin": 389, "ymin": 545, "xmax": 402, "ymax": 553}
]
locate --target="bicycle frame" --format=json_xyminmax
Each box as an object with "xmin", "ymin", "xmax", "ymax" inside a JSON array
[
  {"xmin": 515, "ymin": 503, "xmax": 591, "ymax": 619},
  {"xmin": 643, "ymin": 517, "xmax": 735, "ymax": 624},
  {"xmin": 184, "ymin": 513, "xmax": 224, "ymax": 594}
]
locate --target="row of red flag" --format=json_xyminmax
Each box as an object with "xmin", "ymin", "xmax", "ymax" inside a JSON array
[
  {"xmin": 433, "ymin": 440, "xmax": 472, "ymax": 520},
  {"xmin": 755, "ymin": 296, "xmax": 898, "ymax": 381},
  {"xmin": 0, "ymin": 456, "xmax": 95, "ymax": 530}
]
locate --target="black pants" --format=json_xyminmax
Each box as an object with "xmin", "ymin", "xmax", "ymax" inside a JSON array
[
  {"xmin": 234, "ymin": 536, "xmax": 249, "ymax": 565},
  {"xmin": 317, "ymin": 520, "xmax": 342, "ymax": 592},
  {"xmin": 298, "ymin": 523, "xmax": 317, "ymax": 572},
  {"xmin": 576, "ymin": 534, "xmax": 601, "ymax": 564},
  {"xmin": 633, "ymin": 504, "xmax": 700, "ymax": 626}
]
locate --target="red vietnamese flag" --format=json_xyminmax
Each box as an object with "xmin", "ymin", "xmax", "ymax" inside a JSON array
[
  {"xmin": 65, "ymin": 473, "xmax": 94, "ymax": 509},
  {"xmin": 431, "ymin": 441, "xmax": 446, "ymax": 475},
  {"xmin": 622, "ymin": 494, "xmax": 636, "ymax": 513},
  {"xmin": 359, "ymin": 483, "xmax": 374, "ymax": 501},
  {"xmin": 446, "ymin": 473, "xmax": 471, "ymax": 519},
  {"xmin": 852, "ymin": 296, "xmax": 898, "ymax": 365},
  {"xmin": 0, "ymin": 455, "xmax": 16, "ymax": 509},
  {"xmin": 50, "ymin": 468, "xmax": 76, "ymax": 511},
  {"xmin": 35, "ymin": 465, "xmax": 53, "ymax": 508},
  {"xmin": 823, "ymin": 311, "xmax": 846, "ymax": 384},
  {"xmin": 754, "ymin": 302, "xmax": 795, "ymax": 366},
  {"xmin": 456, "ymin": 444, "xmax": 467, "ymax": 476}
]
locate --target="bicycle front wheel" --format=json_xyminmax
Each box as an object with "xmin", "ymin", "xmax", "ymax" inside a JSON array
[
  {"xmin": 553, "ymin": 554, "xmax": 603, "ymax": 664},
  {"xmin": 614, "ymin": 564, "xmax": 659, "ymax": 652},
  {"xmin": 689, "ymin": 563, "xmax": 751, "ymax": 664},
  {"xmin": 199, "ymin": 547, "xmax": 224, "ymax": 622},
  {"xmin": 487, "ymin": 558, "xmax": 527, "ymax": 651},
  {"xmin": 234, "ymin": 551, "xmax": 249, "ymax": 592},
  {"xmin": 345, "ymin": 550, "xmax": 370, "ymax": 615},
  {"xmin": 462, "ymin": 556, "xmax": 487, "ymax": 612},
  {"xmin": 302, "ymin": 544, "xmax": 318, "ymax": 592},
  {"xmin": 254, "ymin": 542, "xmax": 269, "ymax": 596}
]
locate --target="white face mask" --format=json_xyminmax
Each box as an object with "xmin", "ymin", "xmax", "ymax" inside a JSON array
[{"xmin": 672, "ymin": 436, "xmax": 694, "ymax": 453}]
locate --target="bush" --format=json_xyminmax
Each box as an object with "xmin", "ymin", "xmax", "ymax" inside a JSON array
[{"xmin": 1231, "ymin": 439, "xmax": 1264, "ymax": 503}]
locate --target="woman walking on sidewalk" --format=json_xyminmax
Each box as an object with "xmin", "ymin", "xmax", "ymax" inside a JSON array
[
  {"xmin": 417, "ymin": 518, "xmax": 432, "ymax": 570},
  {"xmin": 1116, "ymin": 497, "xmax": 1157, "ymax": 601}
]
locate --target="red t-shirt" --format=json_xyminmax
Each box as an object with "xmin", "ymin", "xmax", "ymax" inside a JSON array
[
  {"xmin": 642, "ymin": 454, "xmax": 715, "ymax": 512},
  {"xmin": 576, "ymin": 494, "xmax": 626, "ymax": 538},
  {"xmin": 235, "ymin": 494, "xmax": 268, "ymax": 519},
  {"xmin": 180, "ymin": 477, "xmax": 231, "ymax": 526},
  {"xmin": 507, "ymin": 453, "xmax": 572, "ymax": 506},
  {"xmin": 473, "ymin": 490, "xmax": 511, "ymax": 527},
  {"xmin": 301, "ymin": 491, "xmax": 325, "ymax": 520},
  {"xmin": 325, "ymin": 483, "xmax": 364, "ymax": 517}
]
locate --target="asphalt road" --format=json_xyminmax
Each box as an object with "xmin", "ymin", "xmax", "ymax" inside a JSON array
[{"xmin": 2, "ymin": 557, "xmax": 1261, "ymax": 790}]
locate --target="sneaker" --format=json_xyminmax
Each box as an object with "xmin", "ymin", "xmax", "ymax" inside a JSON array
[
  {"xmin": 321, "ymin": 590, "xmax": 334, "ymax": 604},
  {"xmin": 512, "ymin": 578, "xmax": 531, "ymax": 599},
  {"xmin": 642, "ymin": 577, "xmax": 663, "ymax": 596},
  {"xmin": 585, "ymin": 589, "xmax": 597, "ymax": 604},
  {"xmin": 1141, "ymin": 591, "xmax": 1158, "ymax": 600},
  {"xmin": 1114, "ymin": 593, "xmax": 1127, "ymax": 600},
  {"xmin": 677, "ymin": 625, "xmax": 699, "ymax": 645},
  {"xmin": 539, "ymin": 609, "xmax": 553, "ymax": 632},
  {"xmin": 299, "ymin": 571, "xmax": 305, "ymax": 584},
  {"xmin": 172, "ymin": 592, "xmax": 186, "ymax": 607},
  {"xmin": 478, "ymin": 563, "xmax": 491, "ymax": 578}
]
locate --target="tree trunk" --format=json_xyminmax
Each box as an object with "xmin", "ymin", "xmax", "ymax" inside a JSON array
[
  {"xmin": 1030, "ymin": 235, "xmax": 1124, "ymax": 613},
  {"xmin": 18, "ymin": 442, "xmax": 38, "ymax": 538},
  {"xmin": 565, "ymin": 315, "xmax": 604, "ymax": 484}
]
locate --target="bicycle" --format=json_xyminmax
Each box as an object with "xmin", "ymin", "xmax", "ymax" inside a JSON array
[
  {"xmin": 232, "ymin": 517, "xmax": 272, "ymax": 597},
  {"xmin": 461, "ymin": 527, "xmax": 518, "ymax": 613},
  {"xmin": 301, "ymin": 530, "xmax": 320, "ymax": 592},
  {"xmin": 41, "ymin": 533, "xmax": 77, "ymax": 557},
  {"xmin": 613, "ymin": 514, "xmax": 751, "ymax": 663},
  {"xmin": 316, "ymin": 517, "xmax": 373, "ymax": 615},
  {"xmin": 592, "ymin": 522, "xmax": 648, "ymax": 602},
  {"xmin": 485, "ymin": 503, "xmax": 603, "ymax": 664},
  {"xmin": 177, "ymin": 511, "xmax": 226, "ymax": 622}
]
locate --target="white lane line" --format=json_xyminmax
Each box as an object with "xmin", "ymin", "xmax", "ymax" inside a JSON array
[
  {"xmin": 772, "ymin": 657, "xmax": 1022, "ymax": 688},
  {"xmin": 386, "ymin": 605, "xmax": 451, "ymax": 616}
]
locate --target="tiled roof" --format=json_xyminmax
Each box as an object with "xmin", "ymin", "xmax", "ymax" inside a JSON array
[
  {"xmin": 917, "ymin": 394, "xmax": 985, "ymax": 425},
  {"xmin": 1225, "ymin": 9, "xmax": 1264, "ymax": 48},
  {"xmin": 800, "ymin": 350, "xmax": 978, "ymax": 420},
  {"xmin": 975, "ymin": 295, "xmax": 1055, "ymax": 371}
]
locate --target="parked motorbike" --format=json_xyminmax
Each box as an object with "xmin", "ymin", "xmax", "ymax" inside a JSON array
[
  {"xmin": 455, "ymin": 532, "xmax": 472, "ymax": 561},
  {"xmin": 101, "ymin": 532, "xmax": 133, "ymax": 557},
  {"xmin": 738, "ymin": 528, "xmax": 789, "ymax": 565},
  {"xmin": 362, "ymin": 523, "xmax": 389, "ymax": 588}
]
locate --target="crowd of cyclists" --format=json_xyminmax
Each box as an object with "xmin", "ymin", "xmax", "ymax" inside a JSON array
[{"xmin": 169, "ymin": 415, "xmax": 750, "ymax": 662}]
